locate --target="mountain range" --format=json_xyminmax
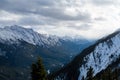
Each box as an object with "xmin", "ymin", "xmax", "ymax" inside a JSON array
[{"xmin": 0, "ymin": 25, "xmax": 92, "ymax": 80}]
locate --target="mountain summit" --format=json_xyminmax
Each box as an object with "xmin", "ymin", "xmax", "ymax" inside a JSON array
[{"xmin": 0, "ymin": 25, "xmax": 60, "ymax": 47}]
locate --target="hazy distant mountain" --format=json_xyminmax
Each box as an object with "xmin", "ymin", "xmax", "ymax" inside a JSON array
[{"xmin": 0, "ymin": 25, "xmax": 93, "ymax": 80}]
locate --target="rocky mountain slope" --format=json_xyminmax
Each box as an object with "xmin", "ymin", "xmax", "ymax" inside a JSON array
[{"xmin": 49, "ymin": 29, "xmax": 120, "ymax": 80}]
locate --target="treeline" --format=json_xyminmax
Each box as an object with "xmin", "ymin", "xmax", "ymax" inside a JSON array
[
  {"xmin": 82, "ymin": 67, "xmax": 120, "ymax": 80},
  {"xmin": 31, "ymin": 58, "xmax": 120, "ymax": 80}
]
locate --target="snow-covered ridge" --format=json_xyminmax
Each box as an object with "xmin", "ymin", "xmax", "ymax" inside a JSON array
[
  {"xmin": 78, "ymin": 31, "xmax": 120, "ymax": 80},
  {"xmin": 0, "ymin": 25, "xmax": 60, "ymax": 47}
]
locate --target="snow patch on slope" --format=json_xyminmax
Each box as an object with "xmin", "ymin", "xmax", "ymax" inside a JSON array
[{"xmin": 78, "ymin": 32, "xmax": 120, "ymax": 80}]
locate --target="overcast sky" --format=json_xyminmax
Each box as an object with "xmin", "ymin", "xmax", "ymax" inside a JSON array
[{"xmin": 0, "ymin": 0, "xmax": 120, "ymax": 39}]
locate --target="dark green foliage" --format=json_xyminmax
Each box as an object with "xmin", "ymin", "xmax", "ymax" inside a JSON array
[
  {"xmin": 107, "ymin": 68, "xmax": 112, "ymax": 80},
  {"xmin": 86, "ymin": 66, "xmax": 94, "ymax": 80},
  {"xmin": 82, "ymin": 76, "xmax": 85, "ymax": 80},
  {"xmin": 93, "ymin": 67, "xmax": 120, "ymax": 80},
  {"xmin": 114, "ymin": 68, "xmax": 119, "ymax": 80},
  {"xmin": 31, "ymin": 57, "xmax": 47, "ymax": 80},
  {"xmin": 84, "ymin": 67, "xmax": 120, "ymax": 80},
  {"xmin": 31, "ymin": 64, "xmax": 37, "ymax": 80}
]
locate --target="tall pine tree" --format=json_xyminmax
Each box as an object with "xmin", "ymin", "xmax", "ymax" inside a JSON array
[
  {"xmin": 31, "ymin": 57, "xmax": 47, "ymax": 80},
  {"xmin": 86, "ymin": 66, "xmax": 94, "ymax": 80}
]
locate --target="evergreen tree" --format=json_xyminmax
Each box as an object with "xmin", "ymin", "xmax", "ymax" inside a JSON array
[
  {"xmin": 114, "ymin": 68, "xmax": 119, "ymax": 80},
  {"xmin": 107, "ymin": 68, "xmax": 112, "ymax": 80},
  {"xmin": 82, "ymin": 76, "xmax": 85, "ymax": 80},
  {"xmin": 31, "ymin": 57, "xmax": 47, "ymax": 80},
  {"xmin": 86, "ymin": 66, "xmax": 94, "ymax": 80},
  {"xmin": 101, "ymin": 71, "xmax": 107, "ymax": 80},
  {"xmin": 92, "ymin": 67, "xmax": 120, "ymax": 80},
  {"xmin": 31, "ymin": 63, "xmax": 38, "ymax": 80}
]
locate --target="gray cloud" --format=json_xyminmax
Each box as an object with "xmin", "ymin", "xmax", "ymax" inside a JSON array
[
  {"xmin": 18, "ymin": 16, "xmax": 44, "ymax": 26},
  {"xmin": 0, "ymin": 0, "xmax": 93, "ymax": 37},
  {"xmin": 0, "ymin": 20, "xmax": 17, "ymax": 26},
  {"xmin": 67, "ymin": 23, "xmax": 91, "ymax": 30},
  {"xmin": 35, "ymin": 8, "xmax": 91, "ymax": 21},
  {"xmin": 94, "ymin": 17, "xmax": 106, "ymax": 21},
  {"xmin": 0, "ymin": 0, "xmax": 119, "ymax": 39},
  {"xmin": 0, "ymin": 0, "xmax": 91, "ymax": 21},
  {"xmin": 91, "ymin": 0, "xmax": 114, "ymax": 5}
]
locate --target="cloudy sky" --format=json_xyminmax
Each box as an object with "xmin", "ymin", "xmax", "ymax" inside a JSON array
[{"xmin": 0, "ymin": 0, "xmax": 120, "ymax": 39}]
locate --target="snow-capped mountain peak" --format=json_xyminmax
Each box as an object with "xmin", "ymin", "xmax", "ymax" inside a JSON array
[{"xmin": 0, "ymin": 25, "xmax": 60, "ymax": 47}]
